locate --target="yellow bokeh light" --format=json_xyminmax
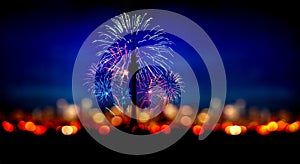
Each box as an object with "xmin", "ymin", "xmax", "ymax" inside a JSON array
[
  {"xmin": 180, "ymin": 116, "xmax": 192, "ymax": 127},
  {"xmin": 63, "ymin": 105, "xmax": 78, "ymax": 121},
  {"xmin": 138, "ymin": 112, "xmax": 150, "ymax": 123},
  {"xmin": 61, "ymin": 126, "xmax": 73, "ymax": 135},
  {"xmin": 224, "ymin": 125, "xmax": 231, "ymax": 135},
  {"xmin": 286, "ymin": 122, "xmax": 299, "ymax": 133},
  {"xmin": 267, "ymin": 121, "xmax": 278, "ymax": 132},
  {"xmin": 92, "ymin": 112, "xmax": 106, "ymax": 124},
  {"xmin": 223, "ymin": 105, "xmax": 239, "ymax": 121},
  {"xmin": 229, "ymin": 125, "xmax": 241, "ymax": 135},
  {"xmin": 197, "ymin": 112, "xmax": 209, "ymax": 124},
  {"xmin": 163, "ymin": 104, "xmax": 178, "ymax": 120}
]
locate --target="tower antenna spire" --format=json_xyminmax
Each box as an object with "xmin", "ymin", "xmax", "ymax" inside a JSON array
[{"xmin": 128, "ymin": 31, "xmax": 139, "ymax": 133}]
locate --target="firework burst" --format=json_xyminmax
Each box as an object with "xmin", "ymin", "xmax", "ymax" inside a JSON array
[
  {"xmin": 84, "ymin": 12, "xmax": 184, "ymax": 117},
  {"xmin": 131, "ymin": 65, "xmax": 183, "ymax": 116},
  {"xmin": 93, "ymin": 12, "xmax": 175, "ymax": 78}
]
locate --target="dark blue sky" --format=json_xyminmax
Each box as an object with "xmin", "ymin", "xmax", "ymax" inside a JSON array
[{"xmin": 1, "ymin": 0, "xmax": 299, "ymax": 111}]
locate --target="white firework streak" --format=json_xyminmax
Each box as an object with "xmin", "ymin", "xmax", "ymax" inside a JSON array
[{"xmin": 92, "ymin": 12, "xmax": 175, "ymax": 74}]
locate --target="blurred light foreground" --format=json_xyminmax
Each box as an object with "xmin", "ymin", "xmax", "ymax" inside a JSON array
[{"xmin": 1, "ymin": 98, "xmax": 299, "ymax": 137}]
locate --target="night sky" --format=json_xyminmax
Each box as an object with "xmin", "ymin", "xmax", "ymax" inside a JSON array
[{"xmin": 1, "ymin": 0, "xmax": 299, "ymax": 112}]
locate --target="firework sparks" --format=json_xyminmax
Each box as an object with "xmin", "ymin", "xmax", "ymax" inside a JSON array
[
  {"xmin": 91, "ymin": 12, "xmax": 175, "ymax": 78},
  {"xmin": 83, "ymin": 12, "xmax": 184, "ymax": 123},
  {"xmin": 132, "ymin": 65, "xmax": 183, "ymax": 113}
]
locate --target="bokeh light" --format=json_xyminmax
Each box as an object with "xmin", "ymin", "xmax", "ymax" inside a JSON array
[{"xmin": 0, "ymin": 98, "xmax": 299, "ymax": 138}]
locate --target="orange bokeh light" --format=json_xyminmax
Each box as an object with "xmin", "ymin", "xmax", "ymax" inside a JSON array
[
  {"xmin": 277, "ymin": 120, "xmax": 287, "ymax": 131},
  {"xmin": 17, "ymin": 120, "xmax": 26, "ymax": 131},
  {"xmin": 33, "ymin": 125, "xmax": 47, "ymax": 135},
  {"xmin": 149, "ymin": 123, "xmax": 161, "ymax": 134},
  {"xmin": 240, "ymin": 125, "xmax": 247, "ymax": 135},
  {"xmin": 192, "ymin": 125, "xmax": 203, "ymax": 135},
  {"xmin": 111, "ymin": 116, "xmax": 123, "ymax": 127},
  {"xmin": 70, "ymin": 125, "xmax": 78, "ymax": 135},
  {"xmin": 2, "ymin": 121, "xmax": 15, "ymax": 133},
  {"xmin": 98, "ymin": 125, "xmax": 110, "ymax": 135},
  {"xmin": 256, "ymin": 125, "xmax": 270, "ymax": 135},
  {"xmin": 25, "ymin": 121, "xmax": 36, "ymax": 132},
  {"xmin": 160, "ymin": 124, "xmax": 171, "ymax": 134}
]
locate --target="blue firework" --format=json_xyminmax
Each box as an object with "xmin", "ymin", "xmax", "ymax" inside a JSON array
[
  {"xmin": 84, "ymin": 12, "xmax": 184, "ymax": 115},
  {"xmin": 130, "ymin": 65, "xmax": 183, "ymax": 110}
]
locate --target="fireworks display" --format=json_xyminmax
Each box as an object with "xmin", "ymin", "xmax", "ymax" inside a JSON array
[
  {"xmin": 1, "ymin": 0, "xmax": 299, "ymax": 162},
  {"xmin": 83, "ymin": 12, "xmax": 184, "ymax": 131},
  {"xmin": 0, "ymin": 10, "xmax": 296, "ymax": 139}
]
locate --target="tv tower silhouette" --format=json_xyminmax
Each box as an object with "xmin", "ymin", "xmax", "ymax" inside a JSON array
[{"xmin": 128, "ymin": 31, "xmax": 139, "ymax": 133}]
